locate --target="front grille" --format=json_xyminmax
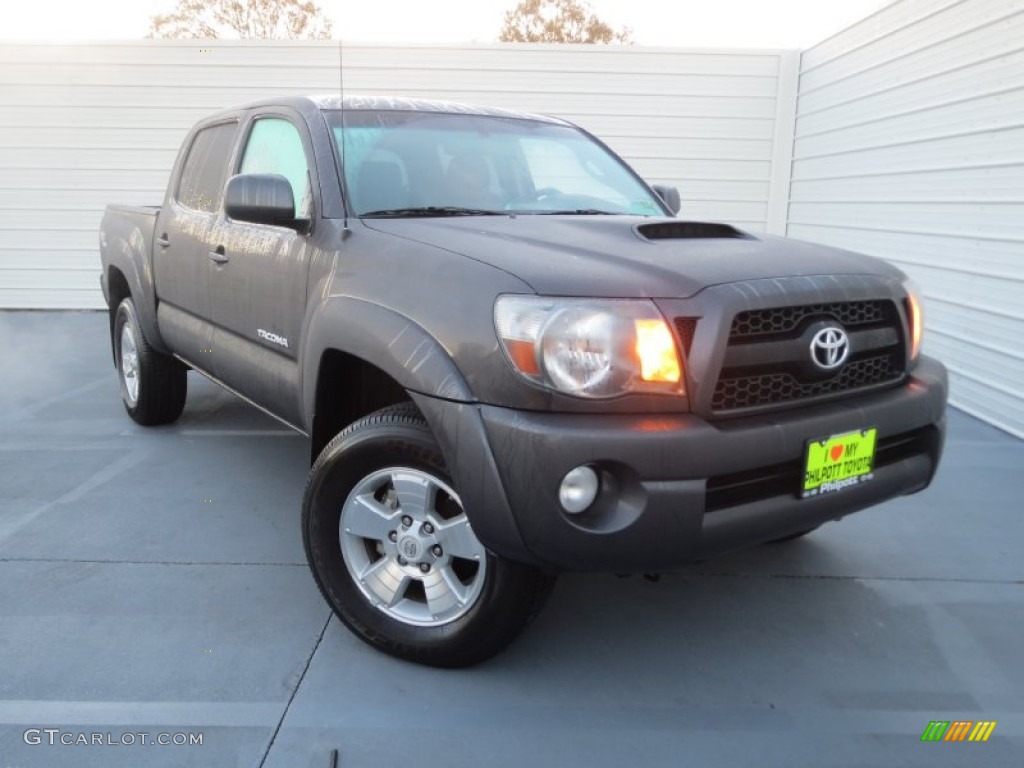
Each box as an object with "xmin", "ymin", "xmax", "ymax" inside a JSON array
[
  {"xmin": 731, "ymin": 300, "xmax": 888, "ymax": 339},
  {"xmin": 709, "ymin": 299, "xmax": 905, "ymax": 414},
  {"xmin": 712, "ymin": 353, "xmax": 900, "ymax": 411}
]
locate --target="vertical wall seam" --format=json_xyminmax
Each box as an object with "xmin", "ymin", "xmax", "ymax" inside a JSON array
[{"xmin": 767, "ymin": 50, "xmax": 801, "ymax": 235}]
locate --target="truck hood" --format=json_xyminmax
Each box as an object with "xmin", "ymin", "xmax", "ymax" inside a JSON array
[{"xmin": 363, "ymin": 215, "xmax": 904, "ymax": 298}]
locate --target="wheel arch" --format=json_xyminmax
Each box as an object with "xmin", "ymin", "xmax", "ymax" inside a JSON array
[
  {"xmin": 303, "ymin": 298, "xmax": 474, "ymax": 462},
  {"xmin": 106, "ymin": 266, "xmax": 132, "ymax": 365},
  {"xmin": 309, "ymin": 350, "xmax": 411, "ymax": 461},
  {"xmin": 102, "ymin": 236, "xmax": 167, "ymax": 355}
]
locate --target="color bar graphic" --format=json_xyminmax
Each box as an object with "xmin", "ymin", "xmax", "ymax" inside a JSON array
[
  {"xmin": 968, "ymin": 721, "xmax": 997, "ymax": 742},
  {"xmin": 920, "ymin": 720, "xmax": 996, "ymax": 742}
]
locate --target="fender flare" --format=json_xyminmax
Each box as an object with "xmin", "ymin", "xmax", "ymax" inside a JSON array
[
  {"xmin": 301, "ymin": 296, "xmax": 473, "ymax": 425},
  {"xmin": 104, "ymin": 230, "xmax": 168, "ymax": 353},
  {"xmin": 301, "ymin": 297, "xmax": 535, "ymax": 560}
]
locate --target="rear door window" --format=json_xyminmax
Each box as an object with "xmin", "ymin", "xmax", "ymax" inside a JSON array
[{"xmin": 176, "ymin": 122, "xmax": 238, "ymax": 213}]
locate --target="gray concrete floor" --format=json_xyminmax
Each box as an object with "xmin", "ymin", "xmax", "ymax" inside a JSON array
[{"xmin": 0, "ymin": 310, "xmax": 1021, "ymax": 768}]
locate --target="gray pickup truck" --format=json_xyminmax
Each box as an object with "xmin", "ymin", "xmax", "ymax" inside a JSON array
[{"xmin": 100, "ymin": 95, "xmax": 948, "ymax": 667}]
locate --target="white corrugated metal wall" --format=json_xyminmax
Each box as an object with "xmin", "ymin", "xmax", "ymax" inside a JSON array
[
  {"xmin": 3, "ymin": 22, "xmax": 1021, "ymax": 437},
  {"xmin": 788, "ymin": 0, "xmax": 1024, "ymax": 438},
  {"xmin": 0, "ymin": 41, "xmax": 797, "ymax": 309}
]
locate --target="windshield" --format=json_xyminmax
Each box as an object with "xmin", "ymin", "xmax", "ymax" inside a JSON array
[{"xmin": 325, "ymin": 110, "xmax": 665, "ymax": 218}]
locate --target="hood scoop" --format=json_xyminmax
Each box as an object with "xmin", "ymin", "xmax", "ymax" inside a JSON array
[{"xmin": 636, "ymin": 220, "xmax": 752, "ymax": 241}]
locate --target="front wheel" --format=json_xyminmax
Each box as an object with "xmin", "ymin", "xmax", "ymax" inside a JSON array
[{"xmin": 303, "ymin": 404, "xmax": 554, "ymax": 667}]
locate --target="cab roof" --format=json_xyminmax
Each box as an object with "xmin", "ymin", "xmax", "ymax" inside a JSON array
[{"xmin": 218, "ymin": 94, "xmax": 570, "ymax": 126}]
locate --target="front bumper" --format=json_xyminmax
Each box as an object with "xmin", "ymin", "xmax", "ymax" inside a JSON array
[{"xmin": 412, "ymin": 355, "xmax": 947, "ymax": 572}]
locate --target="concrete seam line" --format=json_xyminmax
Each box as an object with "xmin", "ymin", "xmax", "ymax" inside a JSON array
[
  {"xmin": 258, "ymin": 612, "xmax": 333, "ymax": 768},
  {"xmin": 0, "ymin": 700, "xmax": 282, "ymax": 727},
  {"xmin": 178, "ymin": 429, "xmax": 300, "ymax": 437},
  {"xmin": 0, "ymin": 448, "xmax": 152, "ymax": 546},
  {"xmin": 690, "ymin": 572, "xmax": 1023, "ymax": 584},
  {"xmin": 0, "ymin": 558, "xmax": 307, "ymax": 566},
  {"xmin": 2, "ymin": 376, "xmax": 109, "ymax": 422}
]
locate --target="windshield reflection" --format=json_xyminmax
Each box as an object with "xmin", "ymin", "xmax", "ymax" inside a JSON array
[{"xmin": 326, "ymin": 110, "xmax": 665, "ymax": 218}]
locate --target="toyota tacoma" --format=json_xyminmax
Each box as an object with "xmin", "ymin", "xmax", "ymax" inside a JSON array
[{"xmin": 99, "ymin": 95, "xmax": 948, "ymax": 667}]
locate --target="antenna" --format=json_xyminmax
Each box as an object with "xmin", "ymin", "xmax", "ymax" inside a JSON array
[{"xmin": 339, "ymin": 37, "xmax": 350, "ymax": 235}]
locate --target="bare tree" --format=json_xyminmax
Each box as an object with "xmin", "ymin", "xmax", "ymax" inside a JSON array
[
  {"xmin": 499, "ymin": 0, "xmax": 632, "ymax": 44},
  {"xmin": 149, "ymin": 0, "xmax": 333, "ymax": 39}
]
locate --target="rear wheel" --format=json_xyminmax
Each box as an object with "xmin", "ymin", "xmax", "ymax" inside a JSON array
[
  {"xmin": 303, "ymin": 404, "xmax": 554, "ymax": 667},
  {"xmin": 113, "ymin": 297, "xmax": 187, "ymax": 425}
]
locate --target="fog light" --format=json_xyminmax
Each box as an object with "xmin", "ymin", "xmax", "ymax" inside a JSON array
[{"xmin": 559, "ymin": 466, "xmax": 599, "ymax": 515}]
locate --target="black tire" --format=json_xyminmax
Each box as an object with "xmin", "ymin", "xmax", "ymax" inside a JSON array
[
  {"xmin": 769, "ymin": 525, "xmax": 821, "ymax": 543},
  {"xmin": 303, "ymin": 403, "xmax": 555, "ymax": 668},
  {"xmin": 113, "ymin": 297, "xmax": 187, "ymax": 425}
]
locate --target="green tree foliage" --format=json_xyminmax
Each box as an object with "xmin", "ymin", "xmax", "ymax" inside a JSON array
[
  {"xmin": 499, "ymin": 0, "xmax": 633, "ymax": 44},
  {"xmin": 149, "ymin": 0, "xmax": 333, "ymax": 39}
]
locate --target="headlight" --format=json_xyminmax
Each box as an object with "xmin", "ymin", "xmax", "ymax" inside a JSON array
[
  {"xmin": 903, "ymin": 279, "xmax": 924, "ymax": 363},
  {"xmin": 494, "ymin": 296, "xmax": 684, "ymax": 398}
]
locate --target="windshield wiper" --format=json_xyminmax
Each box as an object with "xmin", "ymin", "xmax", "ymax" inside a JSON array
[
  {"xmin": 534, "ymin": 209, "xmax": 624, "ymax": 216},
  {"xmin": 360, "ymin": 206, "xmax": 505, "ymax": 218}
]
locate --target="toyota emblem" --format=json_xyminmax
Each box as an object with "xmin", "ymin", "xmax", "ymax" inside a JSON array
[
  {"xmin": 399, "ymin": 537, "xmax": 420, "ymax": 559},
  {"xmin": 810, "ymin": 326, "xmax": 850, "ymax": 370}
]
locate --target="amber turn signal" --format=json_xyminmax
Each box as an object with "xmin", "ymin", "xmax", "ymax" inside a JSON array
[
  {"xmin": 907, "ymin": 290, "xmax": 923, "ymax": 361},
  {"xmin": 634, "ymin": 319, "xmax": 682, "ymax": 383}
]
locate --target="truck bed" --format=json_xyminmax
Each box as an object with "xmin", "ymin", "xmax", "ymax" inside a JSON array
[
  {"xmin": 105, "ymin": 204, "xmax": 161, "ymax": 216},
  {"xmin": 100, "ymin": 204, "xmax": 160, "ymax": 260},
  {"xmin": 99, "ymin": 204, "xmax": 162, "ymax": 314}
]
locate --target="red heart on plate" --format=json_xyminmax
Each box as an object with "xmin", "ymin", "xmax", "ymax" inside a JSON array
[{"xmin": 830, "ymin": 444, "xmax": 844, "ymax": 461}]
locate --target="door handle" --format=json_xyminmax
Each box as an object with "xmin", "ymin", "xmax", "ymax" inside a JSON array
[
  {"xmin": 156, "ymin": 234, "xmax": 171, "ymax": 248},
  {"xmin": 209, "ymin": 246, "xmax": 229, "ymax": 264}
]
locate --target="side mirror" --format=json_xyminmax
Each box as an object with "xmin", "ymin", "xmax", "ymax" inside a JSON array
[
  {"xmin": 651, "ymin": 184, "xmax": 681, "ymax": 216},
  {"xmin": 224, "ymin": 173, "xmax": 296, "ymax": 228}
]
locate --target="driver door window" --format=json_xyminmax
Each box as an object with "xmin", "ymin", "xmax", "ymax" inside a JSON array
[{"xmin": 239, "ymin": 117, "xmax": 312, "ymax": 218}]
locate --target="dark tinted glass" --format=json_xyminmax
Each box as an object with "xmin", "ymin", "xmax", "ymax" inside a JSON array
[{"xmin": 177, "ymin": 122, "xmax": 238, "ymax": 213}]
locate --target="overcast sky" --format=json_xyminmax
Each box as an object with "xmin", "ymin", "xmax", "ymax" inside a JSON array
[{"xmin": 5, "ymin": 0, "xmax": 890, "ymax": 48}]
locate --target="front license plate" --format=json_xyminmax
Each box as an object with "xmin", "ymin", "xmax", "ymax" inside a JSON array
[{"xmin": 802, "ymin": 428, "xmax": 878, "ymax": 499}]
